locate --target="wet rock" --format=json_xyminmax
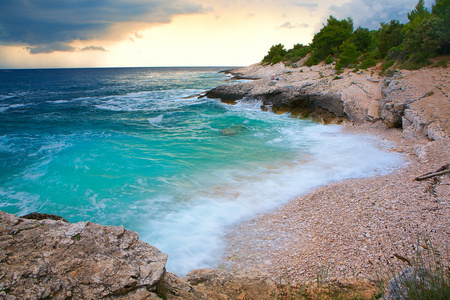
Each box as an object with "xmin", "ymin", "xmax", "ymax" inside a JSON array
[{"xmin": 206, "ymin": 83, "xmax": 346, "ymax": 124}]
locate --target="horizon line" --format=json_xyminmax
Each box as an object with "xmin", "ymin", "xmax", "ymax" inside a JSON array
[{"xmin": 0, "ymin": 65, "xmax": 244, "ymax": 71}]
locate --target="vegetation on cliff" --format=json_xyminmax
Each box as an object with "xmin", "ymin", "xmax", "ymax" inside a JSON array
[{"xmin": 262, "ymin": 0, "xmax": 449, "ymax": 71}]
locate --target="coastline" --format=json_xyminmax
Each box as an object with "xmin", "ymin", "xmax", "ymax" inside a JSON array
[
  {"xmin": 214, "ymin": 61, "xmax": 449, "ymax": 287},
  {"xmin": 222, "ymin": 121, "xmax": 449, "ymax": 284},
  {"xmin": 1, "ymin": 61, "xmax": 449, "ymax": 299}
]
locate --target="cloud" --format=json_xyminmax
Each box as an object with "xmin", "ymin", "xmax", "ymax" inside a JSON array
[
  {"xmin": 330, "ymin": 0, "xmax": 419, "ymax": 30},
  {"xmin": 290, "ymin": 1, "xmax": 319, "ymax": 10},
  {"xmin": 0, "ymin": 0, "xmax": 204, "ymax": 53},
  {"xmin": 26, "ymin": 43, "xmax": 76, "ymax": 54},
  {"xmin": 278, "ymin": 22, "xmax": 309, "ymax": 29},
  {"xmin": 81, "ymin": 46, "xmax": 108, "ymax": 52}
]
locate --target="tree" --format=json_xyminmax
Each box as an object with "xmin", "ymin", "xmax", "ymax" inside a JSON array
[
  {"xmin": 377, "ymin": 20, "xmax": 404, "ymax": 58},
  {"xmin": 404, "ymin": 16, "xmax": 444, "ymax": 55},
  {"xmin": 336, "ymin": 40, "xmax": 361, "ymax": 70},
  {"xmin": 408, "ymin": 0, "xmax": 430, "ymax": 22},
  {"xmin": 432, "ymin": 0, "xmax": 450, "ymax": 53},
  {"xmin": 310, "ymin": 16, "xmax": 354, "ymax": 61},
  {"xmin": 351, "ymin": 27, "xmax": 373, "ymax": 52},
  {"xmin": 262, "ymin": 44, "xmax": 287, "ymax": 64}
]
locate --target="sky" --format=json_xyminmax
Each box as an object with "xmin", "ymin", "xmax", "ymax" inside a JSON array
[{"xmin": 0, "ymin": 0, "xmax": 429, "ymax": 69}]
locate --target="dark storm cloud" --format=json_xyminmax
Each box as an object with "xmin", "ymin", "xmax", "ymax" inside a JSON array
[
  {"xmin": 0, "ymin": 0, "xmax": 204, "ymax": 53},
  {"xmin": 330, "ymin": 0, "xmax": 419, "ymax": 30}
]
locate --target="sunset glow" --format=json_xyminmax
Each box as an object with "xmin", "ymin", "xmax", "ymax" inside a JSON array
[{"xmin": 0, "ymin": 0, "xmax": 421, "ymax": 68}]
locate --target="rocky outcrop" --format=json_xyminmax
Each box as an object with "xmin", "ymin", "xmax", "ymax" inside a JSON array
[
  {"xmin": 0, "ymin": 211, "xmax": 280, "ymax": 300},
  {"xmin": 206, "ymin": 81, "xmax": 347, "ymax": 124},
  {"xmin": 207, "ymin": 62, "xmax": 450, "ymax": 139},
  {"xmin": 158, "ymin": 269, "xmax": 278, "ymax": 300},
  {"xmin": 0, "ymin": 211, "xmax": 167, "ymax": 300}
]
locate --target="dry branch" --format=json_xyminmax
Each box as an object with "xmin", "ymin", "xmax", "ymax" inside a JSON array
[{"xmin": 414, "ymin": 164, "xmax": 450, "ymax": 181}]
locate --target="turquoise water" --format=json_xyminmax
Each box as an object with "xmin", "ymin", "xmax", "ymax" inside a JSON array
[{"xmin": 0, "ymin": 67, "xmax": 402, "ymax": 274}]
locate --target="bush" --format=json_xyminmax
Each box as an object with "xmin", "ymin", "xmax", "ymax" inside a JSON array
[
  {"xmin": 325, "ymin": 55, "xmax": 333, "ymax": 64},
  {"xmin": 335, "ymin": 40, "xmax": 361, "ymax": 70},
  {"xmin": 286, "ymin": 44, "xmax": 311, "ymax": 61},
  {"xmin": 304, "ymin": 52, "xmax": 321, "ymax": 66},
  {"xmin": 433, "ymin": 59, "xmax": 447, "ymax": 68},
  {"xmin": 359, "ymin": 57, "xmax": 377, "ymax": 69},
  {"xmin": 262, "ymin": 44, "xmax": 287, "ymax": 64},
  {"xmin": 382, "ymin": 59, "xmax": 395, "ymax": 71},
  {"xmin": 401, "ymin": 52, "xmax": 432, "ymax": 69}
]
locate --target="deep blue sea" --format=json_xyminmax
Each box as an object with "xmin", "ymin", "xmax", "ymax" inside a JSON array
[{"xmin": 0, "ymin": 67, "xmax": 402, "ymax": 274}]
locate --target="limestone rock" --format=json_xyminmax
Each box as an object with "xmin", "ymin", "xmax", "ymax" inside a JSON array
[
  {"xmin": 208, "ymin": 63, "xmax": 449, "ymax": 140},
  {"xmin": 0, "ymin": 211, "xmax": 167, "ymax": 300},
  {"xmin": 156, "ymin": 268, "xmax": 278, "ymax": 300}
]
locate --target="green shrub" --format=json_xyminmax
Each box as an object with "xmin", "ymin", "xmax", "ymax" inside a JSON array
[
  {"xmin": 433, "ymin": 59, "xmax": 447, "ymax": 68},
  {"xmin": 304, "ymin": 52, "xmax": 321, "ymax": 66},
  {"xmin": 262, "ymin": 44, "xmax": 287, "ymax": 64},
  {"xmin": 286, "ymin": 44, "xmax": 311, "ymax": 61},
  {"xmin": 336, "ymin": 40, "xmax": 361, "ymax": 70},
  {"xmin": 386, "ymin": 45, "xmax": 407, "ymax": 61},
  {"xmin": 401, "ymin": 53, "xmax": 432, "ymax": 70},
  {"xmin": 382, "ymin": 60, "xmax": 395, "ymax": 71},
  {"xmin": 359, "ymin": 57, "xmax": 377, "ymax": 69},
  {"xmin": 325, "ymin": 55, "xmax": 333, "ymax": 64}
]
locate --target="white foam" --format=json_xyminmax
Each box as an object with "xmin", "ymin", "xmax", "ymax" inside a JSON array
[
  {"xmin": 94, "ymin": 89, "xmax": 206, "ymax": 112},
  {"xmin": 0, "ymin": 94, "xmax": 16, "ymax": 101},
  {"xmin": 0, "ymin": 188, "xmax": 42, "ymax": 216},
  {"xmin": 147, "ymin": 115, "xmax": 164, "ymax": 127},
  {"xmin": 0, "ymin": 103, "xmax": 36, "ymax": 112},
  {"xmin": 47, "ymin": 100, "xmax": 70, "ymax": 104},
  {"xmin": 140, "ymin": 124, "xmax": 403, "ymax": 275}
]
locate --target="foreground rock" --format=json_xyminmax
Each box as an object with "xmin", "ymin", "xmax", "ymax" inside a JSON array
[
  {"xmin": 0, "ymin": 212, "xmax": 281, "ymax": 300},
  {"xmin": 0, "ymin": 211, "xmax": 167, "ymax": 299}
]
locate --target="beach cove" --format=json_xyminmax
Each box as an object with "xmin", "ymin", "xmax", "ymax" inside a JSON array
[
  {"xmin": 1, "ymin": 61, "xmax": 449, "ymax": 299},
  {"xmin": 213, "ymin": 60, "xmax": 450, "ymax": 283}
]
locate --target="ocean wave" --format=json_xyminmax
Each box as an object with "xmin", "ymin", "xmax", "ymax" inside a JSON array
[
  {"xmin": 148, "ymin": 114, "xmax": 164, "ymax": 127},
  {"xmin": 46, "ymin": 100, "xmax": 70, "ymax": 104},
  {"xmin": 94, "ymin": 89, "xmax": 206, "ymax": 112},
  {"xmin": 0, "ymin": 103, "xmax": 36, "ymax": 113},
  {"xmin": 0, "ymin": 94, "xmax": 16, "ymax": 101}
]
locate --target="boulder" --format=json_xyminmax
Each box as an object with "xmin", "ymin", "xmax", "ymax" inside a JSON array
[{"xmin": 0, "ymin": 211, "xmax": 167, "ymax": 300}]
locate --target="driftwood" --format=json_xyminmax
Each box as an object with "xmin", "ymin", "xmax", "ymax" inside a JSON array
[{"xmin": 414, "ymin": 164, "xmax": 450, "ymax": 181}]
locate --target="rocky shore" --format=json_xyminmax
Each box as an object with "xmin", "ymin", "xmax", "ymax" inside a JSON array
[
  {"xmin": 1, "ymin": 60, "xmax": 449, "ymax": 299},
  {"xmin": 215, "ymin": 60, "xmax": 450, "ymax": 290}
]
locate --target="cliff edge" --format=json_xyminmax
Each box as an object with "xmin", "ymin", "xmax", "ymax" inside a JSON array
[{"xmin": 208, "ymin": 61, "xmax": 449, "ymax": 141}]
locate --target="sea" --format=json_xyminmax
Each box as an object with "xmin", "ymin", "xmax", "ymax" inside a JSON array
[{"xmin": 0, "ymin": 67, "xmax": 402, "ymax": 275}]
